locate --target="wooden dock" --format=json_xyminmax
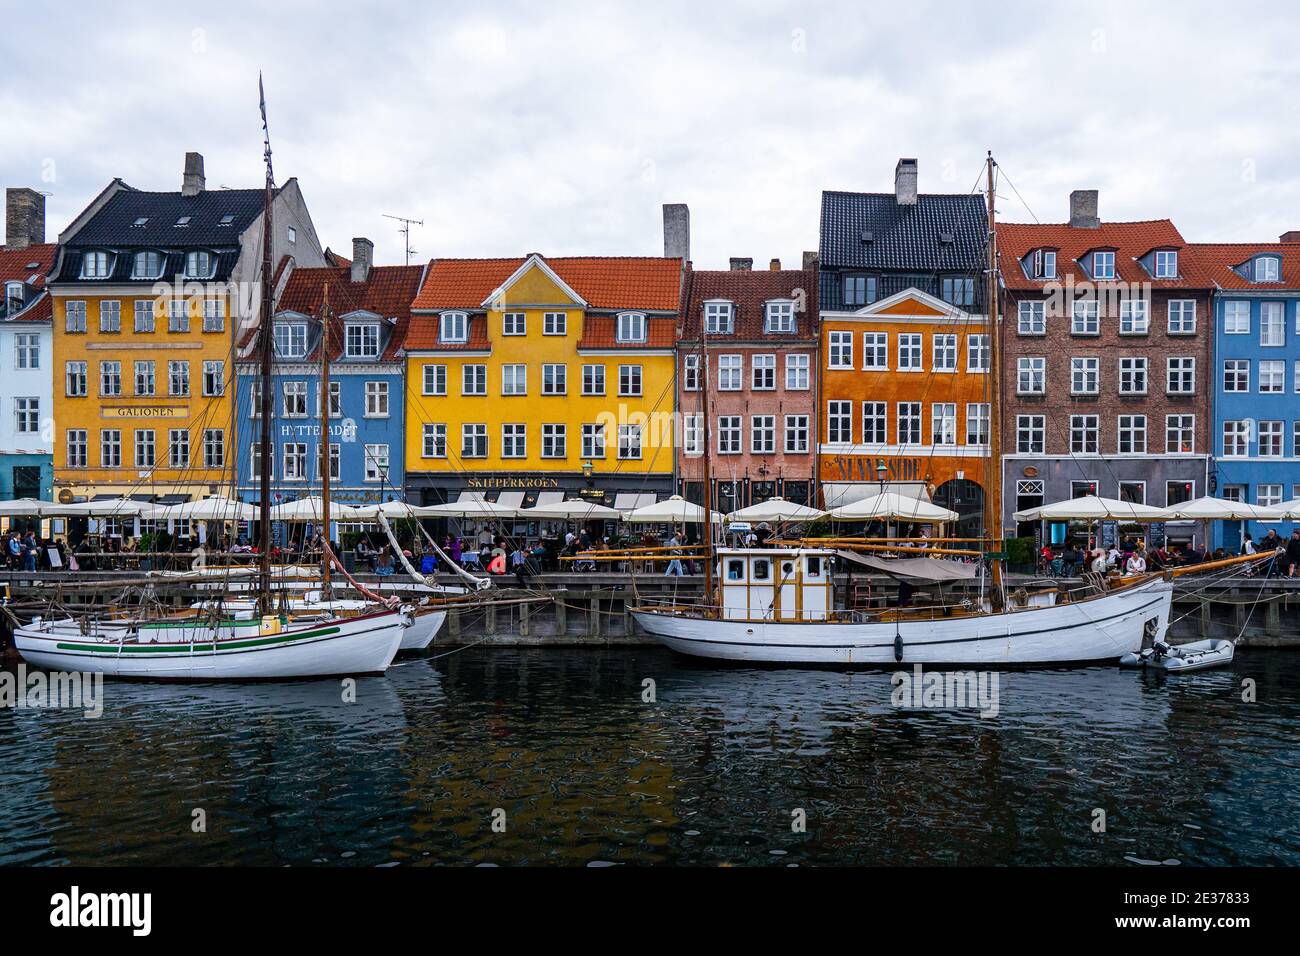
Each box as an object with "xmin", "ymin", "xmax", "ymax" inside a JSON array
[{"xmin": 2, "ymin": 570, "xmax": 1298, "ymax": 649}]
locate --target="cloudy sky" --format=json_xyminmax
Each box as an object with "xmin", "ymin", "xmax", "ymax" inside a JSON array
[{"xmin": 3, "ymin": 0, "xmax": 1299, "ymax": 267}]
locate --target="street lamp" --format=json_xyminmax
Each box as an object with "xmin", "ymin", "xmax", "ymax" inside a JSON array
[{"xmin": 582, "ymin": 460, "xmax": 594, "ymax": 486}]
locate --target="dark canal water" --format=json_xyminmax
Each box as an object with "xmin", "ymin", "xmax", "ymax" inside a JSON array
[{"xmin": 1, "ymin": 648, "xmax": 1297, "ymax": 866}]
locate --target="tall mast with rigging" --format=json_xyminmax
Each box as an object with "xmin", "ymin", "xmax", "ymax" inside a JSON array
[
  {"xmin": 257, "ymin": 75, "xmax": 276, "ymax": 617},
  {"xmin": 984, "ymin": 151, "xmax": 1005, "ymax": 605},
  {"xmin": 699, "ymin": 321, "xmax": 714, "ymax": 609},
  {"xmin": 319, "ymin": 285, "xmax": 332, "ymax": 592}
]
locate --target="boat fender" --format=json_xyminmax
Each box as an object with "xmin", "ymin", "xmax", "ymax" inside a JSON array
[{"xmin": 894, "ymin": 633, "xmax": 904, "ymax": 663}]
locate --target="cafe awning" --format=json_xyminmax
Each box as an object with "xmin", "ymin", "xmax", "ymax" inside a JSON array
[{"xmin": 822, "ymin": 481, "xmax": 930, "ymax": 509}]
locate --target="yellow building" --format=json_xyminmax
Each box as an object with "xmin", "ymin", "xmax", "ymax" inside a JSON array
[
  {"xmin": 404, "ymin": 254, "xmax": 682, "ymax": 510},
  {"xmin": 47, "ymin": 153, "xmax": 324, "ymax": 507}
]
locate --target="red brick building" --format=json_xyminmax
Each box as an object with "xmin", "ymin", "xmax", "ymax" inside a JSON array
[
  {"xmin": 999, "ymin": 191, "xmax": 1215, "ymax": 541},
  {"xmin": 677, "ymin": 258, "xmax": 819, "ymax": 511}
]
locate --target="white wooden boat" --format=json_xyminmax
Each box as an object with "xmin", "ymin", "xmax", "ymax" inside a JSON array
[
  {"xmin": 190, "ymin": 595, "xmax": 446, "ymax": 651},
  {"xmin": 12, "ymin": 608, "xmax": 406, "ymax": 679},
  {"xmin": 632, "ymin": 547, "xmax": 1173, "ymax": 666},
  {"xmin": 1119, "ymin": 638, "xmax": 1235, "ymax": 672}
]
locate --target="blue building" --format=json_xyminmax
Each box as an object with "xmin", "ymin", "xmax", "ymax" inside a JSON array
[
  {"xmin": 235, "ymin": 241, "xmax": 422, "ymax": 519},
  {"xmin": 1196, "ymin": 240, "xmax": 1300, "ymax": 549}
]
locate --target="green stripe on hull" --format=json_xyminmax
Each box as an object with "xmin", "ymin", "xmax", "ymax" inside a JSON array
[{"xmin": 54, "ymin": 626, "xmax": 343, "ymax": 655}]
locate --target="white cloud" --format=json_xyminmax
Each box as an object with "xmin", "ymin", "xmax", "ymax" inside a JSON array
[{"xmin": 3, "ymin": 0, "xmax": 1299, "ymax": 261}]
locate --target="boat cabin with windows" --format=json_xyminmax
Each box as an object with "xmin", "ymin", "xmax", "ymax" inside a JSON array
[{"xmin": 717, "ymin": 548, "xmax": 833, "ymax": 622}]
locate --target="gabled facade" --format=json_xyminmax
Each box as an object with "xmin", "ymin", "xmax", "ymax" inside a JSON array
[
  {"xmin": 0, "ymin": 187, "xmax": 56, "ymax": 503},
  {"xmin": 234, "ymin": 240, "xmax": 422, "ymax": 507},
  {"xmin": 999, "ymin": 192, "xmax": 1214, "ymax": 545},
  {"xmin": 404, "ymin": 253, "xmax": 683, "ymax": 508},
  {"xmin": 1190, "ymin": 239, "xmax": 1300, "ymax": 547},
  {"xmin": 817, "ymin": 159, "xmax": 991, "ymax": 531},
  {"xmin": 677, "ymin": 259, "xmax": 819, "ymax": 510},
  {"xmin": 47, "ymin": 152, "xmax": 324, "ymax": 505}
]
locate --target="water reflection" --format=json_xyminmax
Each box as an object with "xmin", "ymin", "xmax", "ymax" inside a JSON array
[{"xmin": 0, "ymin": 649, "xmax": 1296, "ymax": 866}]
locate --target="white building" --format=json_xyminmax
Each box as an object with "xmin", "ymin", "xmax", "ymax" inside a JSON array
[{"xmin": 1, "ymin": 187, "xmax": 55, "ymax": 502}]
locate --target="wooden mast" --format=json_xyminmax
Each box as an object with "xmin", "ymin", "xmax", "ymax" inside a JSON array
[
  {"xmin": 984, "ymin": 151, "xmax": 1005, "ymax": 605},
  {"xmin": 319, "ymin": 285, "xmax": 332, "ymax": 591},
  {"xmin": 257, "ymin": 77, "xmax": 275, "ymax": 617},
  {"xmin": 700, "ymin": 321, "xmax": 714, "ymax": 609}
]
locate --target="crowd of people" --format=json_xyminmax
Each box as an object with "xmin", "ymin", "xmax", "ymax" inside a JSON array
[{"xmin": 1038, "ymin": 529, "xmax": 1300, "ymax": 578}]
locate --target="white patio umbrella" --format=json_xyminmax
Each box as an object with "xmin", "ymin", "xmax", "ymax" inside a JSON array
[
  {"xmin": 1271, "ymin": 498, "xmax": 1300, "ymax": 520},
  {"xmin": 353, "ymin": 500, "xmax": 441, "ymax": 520},
  {"xmin": 1012, "ymin": 495, "xmax": 1167, "ymax": 523},
  {"xmin": 524, "ymin": 500, "xmax": 623, "ymax": 520},
  {"xmin": 624, "ymin": 495, "xmax": 722, "ymax": 524},
  {"xmin": 0, "ymin": 498, "xmax": 48, "ymax": 517},
  {"xmin": 269, "ymin": 496, "xmax": 366, "ymax": 522},
  {"xmin": 727, "ymin": 497, "xmax": 826, "ymax": 523},
  {"xmin": 42, "ymin": 498, "xmax": 158, "ymax": 518},
  {"xmin": 1154, "ymin": 496, "xmax": 1286, "ymax": 521},
  {"xmin": 826, "ymin": 492, "xmax": 958, "ymax": 523},
  {"xmin": 418, "ymin": 498, "xmax": 521, "ymax": 519},
  {"xmin": 152, "ymin": 496, "xmax": 258, "ymax": 522}
]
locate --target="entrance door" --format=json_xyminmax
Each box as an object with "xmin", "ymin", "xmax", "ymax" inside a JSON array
[{"xmin": 932, "ymin": 478, "xmax": 985, "ymax": 538}]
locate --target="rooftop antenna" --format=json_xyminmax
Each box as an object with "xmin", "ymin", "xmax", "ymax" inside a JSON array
[{"xmin": 383, "ymin": 213, "xmax": 423, "ymax": 265}]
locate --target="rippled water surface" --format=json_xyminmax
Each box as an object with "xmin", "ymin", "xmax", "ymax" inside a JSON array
[{"xmin": 1, "ymin": 648, "xmax": 1297, "ymax": 866}]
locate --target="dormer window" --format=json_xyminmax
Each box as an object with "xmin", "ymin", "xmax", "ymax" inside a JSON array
[
  {"xmin": 5, "ymin": 281, "xmax": 23, "ymax": 313},
  {"xmin": 1092, "ymin": 251, "xmax": 1116, "ymax": 280},
  {"xmin": 439, "ymin": 312, "xmax": 467, "ymax": 343},
  {"xmin": 704, "ymin": 301, "xmax": 733, "ymax": 334},
  {"xmin": 765, "ymin": 301, "xmax": 796, "ymax": 333},
  {"xmin": 184, "ymin": 251, "xmax": 215, "ymax": 279},
  {"xmin": 616, "ymin": 312, "xmax": 646, "ymax": 343},
  {"xmin": 345, "ymin": 322, "xmax": 380, "ymax": 358},
  {"xmin": 1154, "ymin": 250, "xmax": 1178, "ymax": 279},
  {"xmin": 843, "ymin": 275, "xmax": 876, "ymax": 306},
  {"xmin": 1254, "ymin": 256, "xmax": 1281, "ymax": 282},
  {"xmin": 1031, "ymin": 249, "xmax": 1057, "ymax": 280},
  {"xmin": 273, "ymin": 322, "xmax": 308, "ymax": 359},
  {"xmin": 941, "ymin": 277, "xmax": 975, "ymax": 306},
  {"xmin": 132, "ymin": 251, "xmax": 163, "ymax": 279},
  {"xmin": 81, "ymin": 250, "xmax": 111, "ymax": 279}
]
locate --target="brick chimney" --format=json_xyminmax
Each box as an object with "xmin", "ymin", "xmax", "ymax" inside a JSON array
[
  {"xmin": 4, "ymin": 187, "xmax": 45, "ymax": 250},
  {"xmin": 802, "ymin": 250, "xmax": 819, "ymax": 269},
  {"xmin": 1280, "ymin": 231, "xmax": 1300, "ymax": 243},
  {"xmin": 769, "ymin": 258, "xmax": 781, "ymax": 271},
  {"xmin": 729, "ymin": 258, "xmax": 753, "ymax": 271},
  {"xmin": 895, "ymin": 158, "xmax": 918, "ymax": 206},
  {"xmin": 663, "ymin": 203, "xmax": 690, "ymax": 260},
  {"xmin": 182, "ymin": 152, "xmax": 205, "ymax": 196},
  {"xmin": 1069, "ymin": 189, "xmax": 1100, "ymax": 229},
  {"xmin": 351, "ymin": 238, "xmax": 373, "ymax": 283}
]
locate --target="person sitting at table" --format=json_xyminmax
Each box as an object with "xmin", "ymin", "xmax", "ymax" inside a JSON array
[{"xmin": 374, "ymin": 546, "xmax": 395, "ymax": 576}]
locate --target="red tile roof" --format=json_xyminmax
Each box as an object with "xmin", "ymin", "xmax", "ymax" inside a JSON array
[
  {"xmin": 402, "ymin": 313, "xmax": 493, "ymax": 352},
  {"xmin": 576, "ymin": 314, "xmax": 677, "ymax": 350},
  {"xmin": 0, "ymin": 243, "xmax": 56, "ymax": 321},
  {"xmin": 412, "ymin": 256, "xmax": 683, "ymax": 312},
  {"xmin": 0, "ymin": 242, "xmax": 56, "ymax": 287},
  {"xmin": 998, "ymin": 221, "xmax": 1214, "ymax": 290},
  {"xmin": 1185, "ymin": 243, "xmax": 1300, "ymax": 290},
  {"xmin": 682, "ymin": 266, "xmax": 819, "ymax": 341},
  {"xmin": 243, "ymin": 263, "xmax": 424, "ymax": 361}
]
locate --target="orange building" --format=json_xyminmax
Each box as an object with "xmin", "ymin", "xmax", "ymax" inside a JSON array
[{"xmin": 817, "ymin": 289, "xmax": 993, "ymax": 530}]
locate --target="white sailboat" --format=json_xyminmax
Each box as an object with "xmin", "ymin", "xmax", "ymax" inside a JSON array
[
  {"xmin": 12, "ymin": 80, "xmax": 408, "ymax": 679},
  {"xmin": 632, "ymin": 152, "xmax": 1272, "ymax": 667}
]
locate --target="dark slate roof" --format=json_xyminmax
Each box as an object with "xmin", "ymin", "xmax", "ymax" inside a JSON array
[
  {"xmin": 819, "ymin": 191, "xmax": 988, "ymax": 271},
  {"xmin": 54, "ymin": 247, "xmax": 242, "ymax": 284},
  {"xmin": 67, "ymin": 187, "xmax": 266, "ymax": 247}
]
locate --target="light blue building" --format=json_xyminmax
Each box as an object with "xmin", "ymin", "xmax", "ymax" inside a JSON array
[
  {"xmin": 1198, "ymin": 240, "xmax": 1300, "ymax": 550},
  {"xmin": 234, "ymin": 247, "xmax": 423, "ymax": 525}
]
